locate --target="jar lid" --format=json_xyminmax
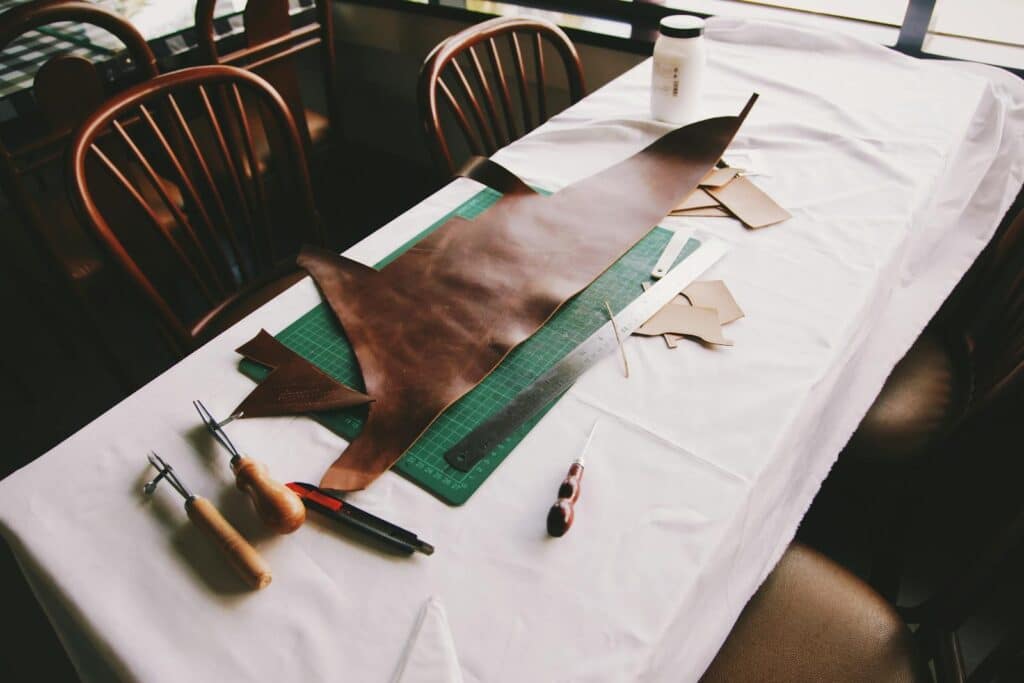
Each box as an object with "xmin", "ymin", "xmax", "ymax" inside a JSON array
[{"xmin": 659, "ymin": 15, "xmax": 705, "ymax": 39}]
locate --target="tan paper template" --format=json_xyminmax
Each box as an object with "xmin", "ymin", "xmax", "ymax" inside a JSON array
[
  {"xmin": 706, "ymin": 175, "xmax": 790, "ymax": 229},
  {"xmin": 670, "ymin": 206, "xmax": 731, "ymax": 217},
  {"xmin": 682, "ymin": 280, "xmax": 744, "ymax": 324},
  {"xmin": 635, "ymin": 303, "xmax": 732, "ymax": 346},
  {"xmin": 640, "ymin": 280, "xmax": 743, "ymax": 348},
  {"xmin": 699, "ymin": 166, "xmax": 742, "ymax": 187},
  {"xmin": 672, "ymin": 187, "xmax": 720, "ymax": 212}
]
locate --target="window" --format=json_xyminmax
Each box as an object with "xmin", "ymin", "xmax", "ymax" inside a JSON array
[{"xmin": 925, "ymin": 0, "xmax": 1024, "ymax": 69}]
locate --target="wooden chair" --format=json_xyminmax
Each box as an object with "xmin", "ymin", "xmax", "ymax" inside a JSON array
[
  {"xmin": 704, "ymin": 524, "xmax": 1024, "ymax": 683},
  {"xmin": 194, "ymin": 0, "xmax": 338, "ymax": 158},
  {"xmin": 700, "ymin": 543, "xmax": 929, "ymax": 682},
  {"xmin": 418, "ymin": 16, "xmax": 585, "ymax": 176},
  {"xmin": 67, "ymin": 65, "xmax": 324, "ymax": 353},
  {"xmin": 838, "ymin": 183, "xmax": 1024, "ymax": 599},
  {"xmin": 0, "ymin": 0, "xmax": 170, "ymax": 387}
]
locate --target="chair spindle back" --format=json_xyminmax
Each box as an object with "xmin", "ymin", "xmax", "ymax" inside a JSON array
[
  {"xmin": 418, "ymin": 17, "xmax": 585, "ymax": 176},
  {"xmin": 194, "ymin": 0, "xmax": 338, "ymax": 154},
  {"xmin": 68, "ymin": 65, "xmax": 323, "ymax": 350}
]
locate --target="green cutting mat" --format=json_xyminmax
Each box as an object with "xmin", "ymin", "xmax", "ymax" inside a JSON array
[{"xmin": 240, "ymin": 188, "xmax": 699, "ymax": 505}]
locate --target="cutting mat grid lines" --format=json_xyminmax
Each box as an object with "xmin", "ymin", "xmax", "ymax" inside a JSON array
[{"xmin": 241, "ymin": 188, "xmax": 699, "ymax": 504}]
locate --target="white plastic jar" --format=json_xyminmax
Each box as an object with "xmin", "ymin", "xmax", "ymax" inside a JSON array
[{"xmin": 650, "ymin": 15, "xmax": 707, "ymax": 124}]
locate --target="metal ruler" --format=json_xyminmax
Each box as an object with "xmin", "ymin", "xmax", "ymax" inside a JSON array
[{"xmin": 445, "ymin": 235, "xmax": 730, "ymax": 472}]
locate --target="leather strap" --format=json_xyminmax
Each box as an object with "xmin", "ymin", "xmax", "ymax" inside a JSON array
[{"xmin": 301, "ymin": 95, "xmax": 757, "ymax": 491}]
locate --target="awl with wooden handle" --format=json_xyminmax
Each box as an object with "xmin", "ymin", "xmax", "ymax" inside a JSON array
[
  {"xmin": 194, "ymin": 400, "xmax": 306, "ymax": 534},
  {"xmin": 145, "ymin": 452, "xmax": 272, "ymax": 590}
]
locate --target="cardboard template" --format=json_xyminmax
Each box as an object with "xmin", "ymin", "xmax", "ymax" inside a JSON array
[
  {"xmin": 682, "ymin": 280, "xmax": 744, "ymax": 324},
  {"xmin": 706, "ymin": 175, "xmax": 790, "ymax": 229},
  {"xmin": 635, "ymin": 302, "xmax": 732, "ymax": 346}
]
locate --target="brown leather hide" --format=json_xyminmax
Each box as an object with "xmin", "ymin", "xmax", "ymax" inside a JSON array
[
  {"xmin": 234, "ymin": 329, "xmax": 371, "ymax": 417},
  {"xmin": 301, "ymin": 99, "xmax": 756, "ymax": 490}
]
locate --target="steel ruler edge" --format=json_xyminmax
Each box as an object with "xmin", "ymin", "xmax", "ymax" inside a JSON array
[{"xmin": 445, "ymin": 234, "xmax": 731, "ymax": 472}]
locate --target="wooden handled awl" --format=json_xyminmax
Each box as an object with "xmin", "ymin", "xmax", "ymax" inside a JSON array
[
  {"xmin": 194, "ymin": 400, "xmax": 305, "ymax": 534},
  {"xmin": 546, "ymin": 421, "xmax": 599, "ymax": 538},
  {"xmin": 145, "ymin": 452, "xmax": 272, "ymax": 590}
]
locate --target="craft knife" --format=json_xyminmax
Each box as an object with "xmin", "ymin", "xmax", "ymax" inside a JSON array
[
  {"xmin": 445, "ymin": 235, "xmax": 729, "ymax": 472},
  {"xmin": 287, "ymin": 482, "xmax": 434, "ymax": 556}
]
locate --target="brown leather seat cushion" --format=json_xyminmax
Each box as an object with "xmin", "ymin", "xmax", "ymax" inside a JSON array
[
  {"xmin": 701, "ymin": 543, "xmax": 928, "ymax": 682},
  {"xmin": 845, "ymin": 330, "xmax": 963, "ymax": 465}
]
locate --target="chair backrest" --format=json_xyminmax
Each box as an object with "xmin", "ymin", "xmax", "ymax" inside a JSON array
[
  {"xmin": 0, "ymin": 0, "xmax": 160, "ymax": 268},
  {"xmin": 68, "ymin": 65, "xmax": 323, "ymax": 350},
  {"xmin": 418, "ymin": 16, "xmax": 585, "ymax": 176},
  {"xmin": 194, "ymin": 0, "xmax": 337, "ymax": 154}
]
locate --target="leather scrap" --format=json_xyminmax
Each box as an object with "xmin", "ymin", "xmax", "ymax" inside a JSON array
[
  {"xmin": 635, "ymin": 302, "xmax": 732, "ymax": 346},
  {"xmin": 671, "ymin": 206, "xmax": 730, "ymax": 218},
  {"xmin": 683, "ymin": 280, "xmax": 744, "ymax": 324},
  {"xmin": 706, "ymin": 174, "xmax": 790, "ymax": 229},
  {"xmin": 641, "ymin": 280, "xmax": 743, "ymax": 348},
  {"xmin": 456, "ymin": 156, "xmax": 536, "ymax": 196},
  {"xmin": 300, "ymin": 95, "xmax": 758, "ymax": 491},
  {"xmin": 672, "ymin": 187, "xmax": 719, "ymax": 212},
  {"xmin": 699, "ymin": 166, "xmax": 741, "ymax": 188},
  {"xmin": 233, "ymin": 329, "xmax": 372, "ymax": 418}
]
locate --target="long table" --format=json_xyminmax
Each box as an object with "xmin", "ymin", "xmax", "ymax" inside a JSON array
[{"xmin": 1, "ymin": 16, "xmax": 1022, "ymax": 683}]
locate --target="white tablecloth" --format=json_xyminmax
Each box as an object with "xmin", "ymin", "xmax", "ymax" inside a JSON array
[{"xmin": 2, "ymin": 17, "xmax": 1022, "ymax": 683}]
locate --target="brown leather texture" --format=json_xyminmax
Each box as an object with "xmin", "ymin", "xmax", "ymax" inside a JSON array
[
  {"xmin": 456, "ymin": 156, "xmax": 536, "ymax": 195},
  {"xmin": 846, "ymin": 331, "xmax": 963, "ymax": 466},
  {"xmin": 234, "ymin": 329, "xmax": 371, "ymax": 417},
  {"xmin": 299, "ymin": 99, "xmax": 755, "ymax": 491},
  {"xmin": 700, "ymin": 543, "xmax": 928, "ymax": 683}
]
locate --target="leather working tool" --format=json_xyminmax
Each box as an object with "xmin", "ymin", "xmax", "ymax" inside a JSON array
[
  {"xmin": 233, "ymin": 329, "xmax": 372, "ymax": 418},
  {"xmin": 194, "ymin": 400, "xmax": 306, "ymax": 534},
  {"xmin": 546, "ymin": 421, "xmax": 598, "ymax": 537},
  {"xmin": 287, "ymin": 482, "xmax": 434, "ymax": 556},
  {"xmin": 299, "ymin": 95, "xmax": 757, "ymax": 491},
  {"xmin": 445, "ymin": 235, "xmax": 729, "ymax": 472},
  {"xmin": 143, "ymin": 452, "xmax": 272, "ymax": 589}
]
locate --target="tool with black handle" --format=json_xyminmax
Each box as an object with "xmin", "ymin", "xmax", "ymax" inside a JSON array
[{"xmin": 287, "ymin": 482, "xmax": 434, "ymax": 556}]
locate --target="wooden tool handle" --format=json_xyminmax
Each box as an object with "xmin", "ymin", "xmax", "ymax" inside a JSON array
[
  {"xmin": 557, "ymin": 462, "xmax": 585, "ymax": 503},
  {"xmin": 185, "ymin": 496, "xmax": 272, "ymax": 590},
  {"xmin": 232, "ymin": 457, "xmax": 306, "ymax": 534}
]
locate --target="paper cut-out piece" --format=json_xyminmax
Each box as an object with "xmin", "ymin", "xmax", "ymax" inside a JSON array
[
  {"xmin": 682, "ymin": 280, "xmax": 744, "ymax": 324},
  {"xmin": 392, "ymin": 596, "xmax": 463, "ymax": 683},
  {"xmin": 641, "ymin": 280, "xmax": 743, "ymax": 348},
  {"xmin": 642, "ymin": 281, "xmax": 686, "ymax": 348},
  {"xmin": 706, "ymin": 175, "xmax": 790, "ymax": 229},
  {"xmin": 300, "ymin": 96, "xmax": 757, "ymax": 491},
  {"xmin": 233, "ymin": 330, "xmax": 372, "ymax": 418},
  {"xmin": 670, "ymin": 206, "xmax": 731, "ymax": 218},
  {"xmin": 672, "ymin": 187, "xmax": 719, "ymax": 212},
  {"xmin": 699, "ymin": 166, "xmax": 741, "ymax": 188},
  {"xmin": 635, "ymin": 302, "xmax": 732, "ymax": 346}
]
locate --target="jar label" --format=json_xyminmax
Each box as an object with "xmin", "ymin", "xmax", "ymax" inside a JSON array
[{"xmin": 652, "ymin": 60, "xmax": 681, "ymax": 96}]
